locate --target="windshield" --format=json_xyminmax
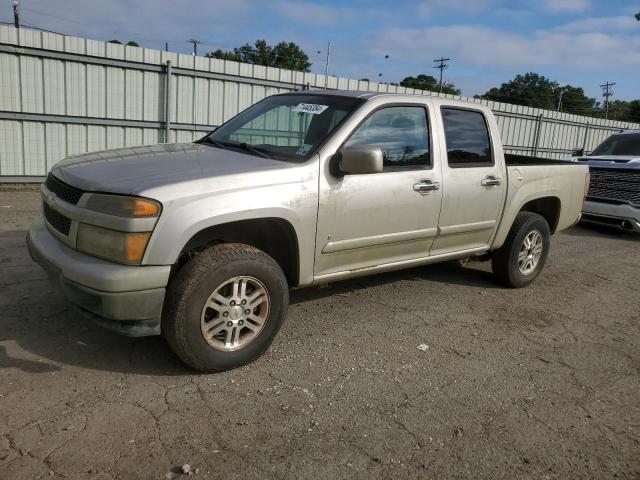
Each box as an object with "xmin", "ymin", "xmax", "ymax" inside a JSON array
[
  {"xmin": 590, "ymin": 133, "xmax": 640, "ymax": 156},
  {"xmin": 202, "ymin": 94, "xmax": 364, "ymax": 161}
]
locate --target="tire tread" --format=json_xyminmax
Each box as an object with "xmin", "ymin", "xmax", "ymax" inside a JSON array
[
  {"xmin": 163, "ymin": 243, "xmax": 288, "ymax": 372},
  {"xmin": 492, "ymin": 212, "xmax": 549, "ymax": 288}
]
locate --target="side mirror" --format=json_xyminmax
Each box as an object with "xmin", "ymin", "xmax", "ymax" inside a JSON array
[
  {"xmin": 572, "ymin": 147, "xmax": 585, "ymax": 157},
  {"xmin": 340, "ymin": 145, "xmax": 383, "ymax": 175}
]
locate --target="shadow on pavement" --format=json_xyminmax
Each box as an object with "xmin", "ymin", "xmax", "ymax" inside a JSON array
[
  {"xmin": 0, "ymin": 345, "xmax": 62, "ymax": 373},
  {"xmin": 291, "ymin": 260, "xmax": 498, "ymax": 305},
  {"xmin": 3, "ymin": 227, "xmax": 498, "ymax": 375},
  {"xmin": 564, "ymin": 223, "xmax": 639, "ymax": 241}
]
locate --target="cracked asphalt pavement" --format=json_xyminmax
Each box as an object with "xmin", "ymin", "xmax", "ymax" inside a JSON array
[{"xmin": 1, "ymin": 190, "xmax": 639, "ymax": 479}]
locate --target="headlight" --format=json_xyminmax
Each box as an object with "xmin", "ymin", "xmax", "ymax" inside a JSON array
[
  {"xmin": 84, "ymin": 194, "xmax": 161, "ymax": 218},
  {"xmin": 77, "ymin": 223, "xmax": 151, "ymax": 265}
]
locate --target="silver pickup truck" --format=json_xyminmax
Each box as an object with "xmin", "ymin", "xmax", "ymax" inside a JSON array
[
  {"xmin": 27, "ymin": 91, "xmax": 589, "ymax": 372},
  {"xmin": 572, "ymin": 129, "xmax": 640, "ymax": 232}
]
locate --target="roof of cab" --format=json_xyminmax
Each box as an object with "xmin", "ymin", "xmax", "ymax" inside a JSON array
[
  {"xmin": 279, "ymin": 89, "xmax": 380, "ymax": 99},
  {"xmin": 277, "ymin": 89, "xmax": 493, "ymax": 112},
  {"xmin": 277, "ymin": 89, "xmax": 488, "ymax": 108}
]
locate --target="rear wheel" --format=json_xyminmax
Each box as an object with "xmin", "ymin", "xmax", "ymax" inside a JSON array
[
  {"xmin": 162, "ymin": 243, "xmax": 289, "ymax": 372},
  {"xmin": 492, "ymin": 212, "xmax": 550, "ymax": 288}
]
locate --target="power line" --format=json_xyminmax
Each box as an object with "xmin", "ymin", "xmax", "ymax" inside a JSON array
[
  {"xmin": 13, "ymin": 0, "xmax": 19, "ymax": 29},
  {"xmin": 433, "ymin": 57, "xmax": 450, "ymax": 93},
  {"xmin": 18, "ymin": 6, "xmax": 182, "ymax": 46},
  {"xmin": 600, "ymin": 81, "xmax": 615, "ymax": 120},
  {"xmin": 557, "ymin": 88, "xmax": 564, "ymax": 112},
  {"xmin": 324, "ymin": 41, "xmax": 330, "ymax": 89},
  {"xmin": 187, "ymin": 38, "xmax": 201, "ymax": 56}
]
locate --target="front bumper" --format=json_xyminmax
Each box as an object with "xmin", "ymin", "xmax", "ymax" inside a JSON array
[
  {"xmin": 26, "ymin": 218, "xmax": 172, "ymax": 336},
  {"xmin": 582, "ymin": 200, "xmax": 640, "ymax": 232}
]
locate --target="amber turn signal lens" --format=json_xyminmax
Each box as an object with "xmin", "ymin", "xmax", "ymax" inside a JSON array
[
  {"xmin": 132, "ymin": 199, "xmax": 160, "ymax": 217},
  {"xmin": 84, "ymin": 194, "xmax": 161, "ymax": 218},
  {"xmin": 126, "ymin": 233, "xmax": 151, "ymax": 263}
]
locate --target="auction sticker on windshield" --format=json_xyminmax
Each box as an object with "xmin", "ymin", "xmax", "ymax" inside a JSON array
[{"xmin": 293, "ymin": 103, "xmax": 329, "ymax": 115}]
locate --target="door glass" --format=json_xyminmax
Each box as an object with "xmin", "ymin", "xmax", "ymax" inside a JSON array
[
  {"xmin": 344, "ymin": 106, "xmax": 430, "ymax": 169},
  {"xmin": 441, "ymin": 108, "xmax": 493, "ymax": 167}
]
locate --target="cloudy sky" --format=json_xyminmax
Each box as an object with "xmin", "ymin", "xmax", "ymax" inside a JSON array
[{"xmin": 2, "ymin": 0, "xmax": 639, "ymax": 102}]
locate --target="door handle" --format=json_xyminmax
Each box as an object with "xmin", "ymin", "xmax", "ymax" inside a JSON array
[
  {"xmin": 481, "ymin": 176, "xmax": 501, "ymax": 188},
  {"xmin": 413, "ymin": 180, "xmax": 440, "ymax": 194}
]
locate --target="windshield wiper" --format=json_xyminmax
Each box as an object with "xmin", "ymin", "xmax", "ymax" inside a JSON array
[
  {"xmin": 223, "ymin": 141, "xmax": 273, "ymax": 159},
  {"xmin": 197, "ymin": 137, "xmax": 227, "ymax": 150},
  {"xmin": 197, "ymin": 137, "xmax": 273, "ymax": 159}
]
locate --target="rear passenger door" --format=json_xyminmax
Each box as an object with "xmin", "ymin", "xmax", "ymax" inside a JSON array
[{"xmin": 430, "ymin": 107, "xmax": 506, "ymax": 256}]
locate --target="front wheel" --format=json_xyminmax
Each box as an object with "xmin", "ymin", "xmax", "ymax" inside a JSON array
[
  {"xmin": 492, "ymin": 212, "xmax": 550, "ymax": 288},
  {"xmin": 162, "ymin": 243, "xmax": 289, "ymax": 372}
]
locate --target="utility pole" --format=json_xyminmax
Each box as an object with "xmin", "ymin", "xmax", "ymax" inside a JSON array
[
  {"xmin": 188, "ymin": 39, "xmax": 201, "ymax": 56},
  {"xmin": 13, "ymin": 0, "xmax": 20, "ymax": 29},
  {"xmin": 557, "ymin": 88, "xmax": 565, "ymax": 112},
  {"xmin": 324, "ymin": 41, "xmax": 331, "ymax": 90},
  {"xmin": 600, "ymin": 81, "xmax": 615, "ymax": 120},
  {"xmin": 433, "ymin": 57, "xmax": 450, "ymax": 94}
]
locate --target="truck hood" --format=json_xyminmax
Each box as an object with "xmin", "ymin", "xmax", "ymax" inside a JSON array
[
  {"xmin": 51, "ymin": 143, "xmax": 296, "ymax": 195},
  {"xmin": 572, "ymin": 155, "xmax": 640, "ymax": 170}
]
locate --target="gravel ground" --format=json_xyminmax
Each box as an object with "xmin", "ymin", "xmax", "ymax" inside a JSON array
[{"xmin": 1, "ymin": 191, "xmax": 639, "ymax": 479}]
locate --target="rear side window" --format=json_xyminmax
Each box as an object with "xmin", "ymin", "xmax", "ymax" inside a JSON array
[
  {"xmin": 344, "ymin": 106, "xmax": 430, "ymax": 170},
  {"xmin": 442, "ymin": 108, "xmax": 493, "ymax": 167}
]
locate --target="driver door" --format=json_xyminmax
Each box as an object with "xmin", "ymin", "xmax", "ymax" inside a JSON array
[{"xmin": 314, "ymin": 103, "xmax": 443, "ymax": 279}]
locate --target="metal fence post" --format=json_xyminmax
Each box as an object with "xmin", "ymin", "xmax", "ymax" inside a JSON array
[
  {"xmin": 532, "ymin": 114, "xmax": 543, "ymax": 157},
  {"xmin": 582, "ymin": 123, "xmax": 590, "ymax": 153},
  {"xmin": 164, "ymin": 60, "xmax": 172, "ymax": 143}
]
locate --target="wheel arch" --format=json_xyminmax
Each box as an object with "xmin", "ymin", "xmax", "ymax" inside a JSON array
[
  {"xmin": 492, "ymin": 193, "xmax": 562, "ymax": 250},
  {"xmin": 519, "ymin": 196, "xmax": 561, "ymax": 233},
  {"xmin": 176, "ymin": 217, "xmax": 301, "ymax": 287}
]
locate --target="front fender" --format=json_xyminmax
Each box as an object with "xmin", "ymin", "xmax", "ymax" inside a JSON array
[{"xmin": 142, "ymin": 178, "xmax": 319, "ymax": 287}]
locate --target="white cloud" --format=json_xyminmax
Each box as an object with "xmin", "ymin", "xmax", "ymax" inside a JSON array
[
  {"xmin": 540, "ymin": 0, "xmax": 590, "ymax": 13},
  {"xmin": 18, "ymin": 0, "xmax": 257, "ymax": 51},
  {"xmin": 557, "ymin": 16, "xmax": 638, "ymax": 32},
  {"xmin": 365, "ymin": 25, "xmax": 640, "ymax": 71},
  {"xmin": 416, "ymin": 0, "xmax": 497, "ymax": 17},
  {"xmin": 272, "ymin": 1, "xmax": 359, "ymax": 26}
]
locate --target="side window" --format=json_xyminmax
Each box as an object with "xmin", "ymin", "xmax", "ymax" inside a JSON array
[
  {"xmin": 441, "ymin": 108, "xmax": 493, "ymax": 167},
  {"xmin": 344, "ymin": 106, "xmax": 430, "ymax": 169}
]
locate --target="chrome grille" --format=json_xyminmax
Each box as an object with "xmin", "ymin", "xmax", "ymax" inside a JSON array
[
  {"xmin": 45, "ymin": 174, "xmax": 83, "ymax": 205},
  {"xmin": 588, "ymin": 168, "xmax": 640, "ymax": 206},
  {"xmin": 43, "ymin": 202, "xmax": 71, "ymax": 235}
]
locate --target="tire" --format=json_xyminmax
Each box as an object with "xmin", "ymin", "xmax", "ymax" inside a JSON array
[
  {"xmin": 492, "ymin": 212, "xmax": 550, "ymax": 288},
  {"xmin": 162, "ymin": 243, "xmax": 289, "ymax": 372}
]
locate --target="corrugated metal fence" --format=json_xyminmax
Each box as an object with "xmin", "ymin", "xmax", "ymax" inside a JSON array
[{"xmin": 1, "ymin": 25, "xmax": 638, "ymax": 180}]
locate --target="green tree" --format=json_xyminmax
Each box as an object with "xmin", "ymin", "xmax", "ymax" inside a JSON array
[
  {"xmin": 400, "ymin": 74, "xmax": 461, "ymax": 95},
  {"xmin": 479, "ymin": 72, "xmax": 596, "ymax": 114},
  {"xmin": 107, "ymin": 40, "xmax": 140, "ymax": 47},
  {"xmin": 272, "ymin": 42, "xmax": 312, "ymax": 71},
  {"xmin": 603, "ymin": 100, "xmax": 640, "ymax": 122},
  {"xmin": 205, "ymin": 49, "xmax": 241, "ymax": 62},
  {"xmin": 205, "ymin": 39, "xmax": 311, "ymax": 72},
  {"xmin": 557, "ymin": 85, "xmax": 597, "ymax": 115},
  {"xmin": 606, "ymin": 100, "xmax": 630, "ymax": 121},
  {"xmin": 480, "ymin": 72, "xmax": 557, "ymax": 108},
  {"xmin": 626, "ymin": 100, "xmax": 640, "ymax": 123}
]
